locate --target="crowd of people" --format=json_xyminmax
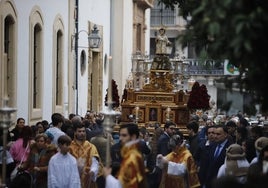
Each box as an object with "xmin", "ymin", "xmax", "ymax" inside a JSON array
[{"xmin": 0, "ymin": 110, "xmax": 268, "ymax": 188}]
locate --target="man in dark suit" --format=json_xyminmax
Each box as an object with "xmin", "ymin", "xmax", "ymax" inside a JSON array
[
  {"xmin": 204, "ymin": 125, "xmax": 233, "ymax": 188},
  {"xmin": 195, "ymin": 125, "xmax": 216, "ymax": 187},
  {"xmin": 157, "ymin": 121, "xmax": 176, "ymax": 156}
]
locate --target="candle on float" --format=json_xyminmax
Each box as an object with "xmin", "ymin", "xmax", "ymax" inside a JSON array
[
  {"xmin": 135, "ymin": 106, "xmax": 139, "ymax": 119},
  {"xmin": 107, "ymin": 56, "xmax": 113, "ymax": 105},
  {"xmin": 166, "ymin": 107, "xmax": 171, "ymax": 120}
]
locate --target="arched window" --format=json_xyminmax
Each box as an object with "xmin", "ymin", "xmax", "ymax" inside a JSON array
[
  {"xmin": 56, "ymin": 30, "xmax": 63, "ymax": 106},
  {"xmin": 0, "ymin": 0, "xmax": 17, "ymax": 107},
  {"xmin": 4, "ymin": 16, "xmax": 16, "ymax": 106},
  {"xmin": 53, "ymin": 16, "xmax": 64, "ymax": 113},
  {"xmin": 29, "ymin": 8, "xmax": 44, "ymax": 120},
  {"xmin": 33, "ymin": 24, "xmax": 42, "ymax": 108}
]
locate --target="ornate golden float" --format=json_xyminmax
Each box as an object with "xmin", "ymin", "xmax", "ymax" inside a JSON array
[{"xmin": 120, "ymin": 27, "xmax": 191, "ymax": 135}]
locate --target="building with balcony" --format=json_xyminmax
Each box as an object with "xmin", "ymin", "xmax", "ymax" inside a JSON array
[
  {"xmin": 0, "ymin": 0, "xmax": 154, "ymax": 124},
  {"xmin": 148, "ymin": 1, "xmax": 250, "ymax": 115},
  {"xmin": 0, "ymin": 0, "xmax": 253, "ymax": 125}
]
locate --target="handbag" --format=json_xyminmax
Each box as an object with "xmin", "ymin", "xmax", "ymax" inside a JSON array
[
  {"xmin": 10, "ymin": 166, "xmax": 19, "ymax": 181},
  {"xmin": 10, "ymin": 143, "xmax": 29, "ymax": 181},
  {"xmin": 9, "ymin": 170, "xmax": 33, "ymax": 188}
]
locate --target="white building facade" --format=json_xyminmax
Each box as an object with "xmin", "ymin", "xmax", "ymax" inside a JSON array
[
  {"xmin": 0, "ymin": 0, "xmax": 153, "ymax": 125},
  {"xmin": 0, "ymin": 0, "xmax": 71, "ymax": 125}
]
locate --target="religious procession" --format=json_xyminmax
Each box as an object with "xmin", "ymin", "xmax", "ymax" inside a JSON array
[
  {"xmin": 1, "ymin": 0, "xmax": 268, "ymax": 188},
  {"xmin": 1, "ymin": 109, "xmax": 268, "ymax": 188}
]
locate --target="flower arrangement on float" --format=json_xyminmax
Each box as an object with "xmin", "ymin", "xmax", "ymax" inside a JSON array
[
  {"xmin": 104, "ymin": 79, "xmax": 120, "ymax": 109},
  {"xmin": 187, "ymin": 81, "xmax": 211, "ymax": 114}
]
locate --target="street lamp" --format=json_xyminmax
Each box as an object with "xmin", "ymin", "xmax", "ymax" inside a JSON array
[
  {"xmin": 0, "ymin": 99, "xmax": 16, "ymax": 187},
  {"xmin": 73, "ymin": 25, "xmax": 102, "ymax": 50},
  {"xmin": 73, "ymin": 24, "xmax": 102, "ymax": 114},
  {"xmin": 88, "ymin": 24, "xmax": 102, "ymax": 49}
]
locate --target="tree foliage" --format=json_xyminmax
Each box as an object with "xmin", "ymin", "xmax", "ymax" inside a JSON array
[{"xmin": 158, "ymin": 0, "xmax": 268, "ymax": 111}]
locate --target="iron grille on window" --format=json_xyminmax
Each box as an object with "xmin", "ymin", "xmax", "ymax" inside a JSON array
[{"xmin": 151, "ymin": 8, "xmax": 175, "ymax": 26}]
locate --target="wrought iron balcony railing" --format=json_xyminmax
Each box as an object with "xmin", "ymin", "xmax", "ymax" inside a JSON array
[{"xmin": 186, "ymin": 59, "xmax": 224, "ymax": 76}]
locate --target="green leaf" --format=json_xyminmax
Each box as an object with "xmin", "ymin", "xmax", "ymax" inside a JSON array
[
  {"xmin": 208, "ymin": 22, "xmax": 220, "ymax": 36},
  {"xmin": 235, "ymin": 22, "xmax": 244, "ymax": 34},
  {"xmin": 244, "ymin": 41, "xmax": 252, "ymax": 52},
  {"xmin": 192, "ymin": 4, "xmax": 205, "ymax": 16},
  {"xmin": 222, "ymin": 0, "xmax": 232, "ymax": 7}
]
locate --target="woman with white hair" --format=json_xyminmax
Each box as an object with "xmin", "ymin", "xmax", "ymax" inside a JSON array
[{"xmin": 217, "ymin": 144, "xmax": 249, "ymax": 184}]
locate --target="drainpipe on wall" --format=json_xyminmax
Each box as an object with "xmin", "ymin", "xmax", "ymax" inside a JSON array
[{"xmin": 75, "ymin": 0, "xmax": 79, "ymax": 114}]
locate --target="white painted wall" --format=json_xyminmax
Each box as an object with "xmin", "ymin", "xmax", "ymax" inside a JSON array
[
  {"xmin": 77, "ymin": 0, "xmax": 111, "ymax": 115},
  {"xmin": 12, "ymin": 0, "xmax": 112, "ymax": 122},
  {"xmin": 5, "ymin": 0, "xmax": 149, "ymax": 123},
  {"xmin": 111, "ymin": 0, "xmax": 133, "ymax": 98},
  {"xmin": 14, "ymin": 0, "xmax": 69, "ymax": 123}
]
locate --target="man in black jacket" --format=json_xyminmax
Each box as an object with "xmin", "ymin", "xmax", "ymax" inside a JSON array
[
  {"xmin": 204, "ymin": 125, "xmax": 232, "ymax": 188},
  {"xmin": 157, "ymin": 121, "xmax": 176, "ymax": 156}
]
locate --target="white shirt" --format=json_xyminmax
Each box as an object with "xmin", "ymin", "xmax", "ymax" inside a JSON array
[
  {"xmin": 105, "ymin": 175, "xmax": 122, "ymax": 188},
  {"xmin": 250, "ymin": 157, "xmax": 258, "ymax": 165},
  {"xmin": 48, "ymin": 152, "xmax": 81, "ymax": 188},
  {"xmin": 90, "ymin": 157, "xmax": 99, "ymax": 182},
  {"xmin": 0, "ymin": 146, "xmax": 14, "ymax": 164}
]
